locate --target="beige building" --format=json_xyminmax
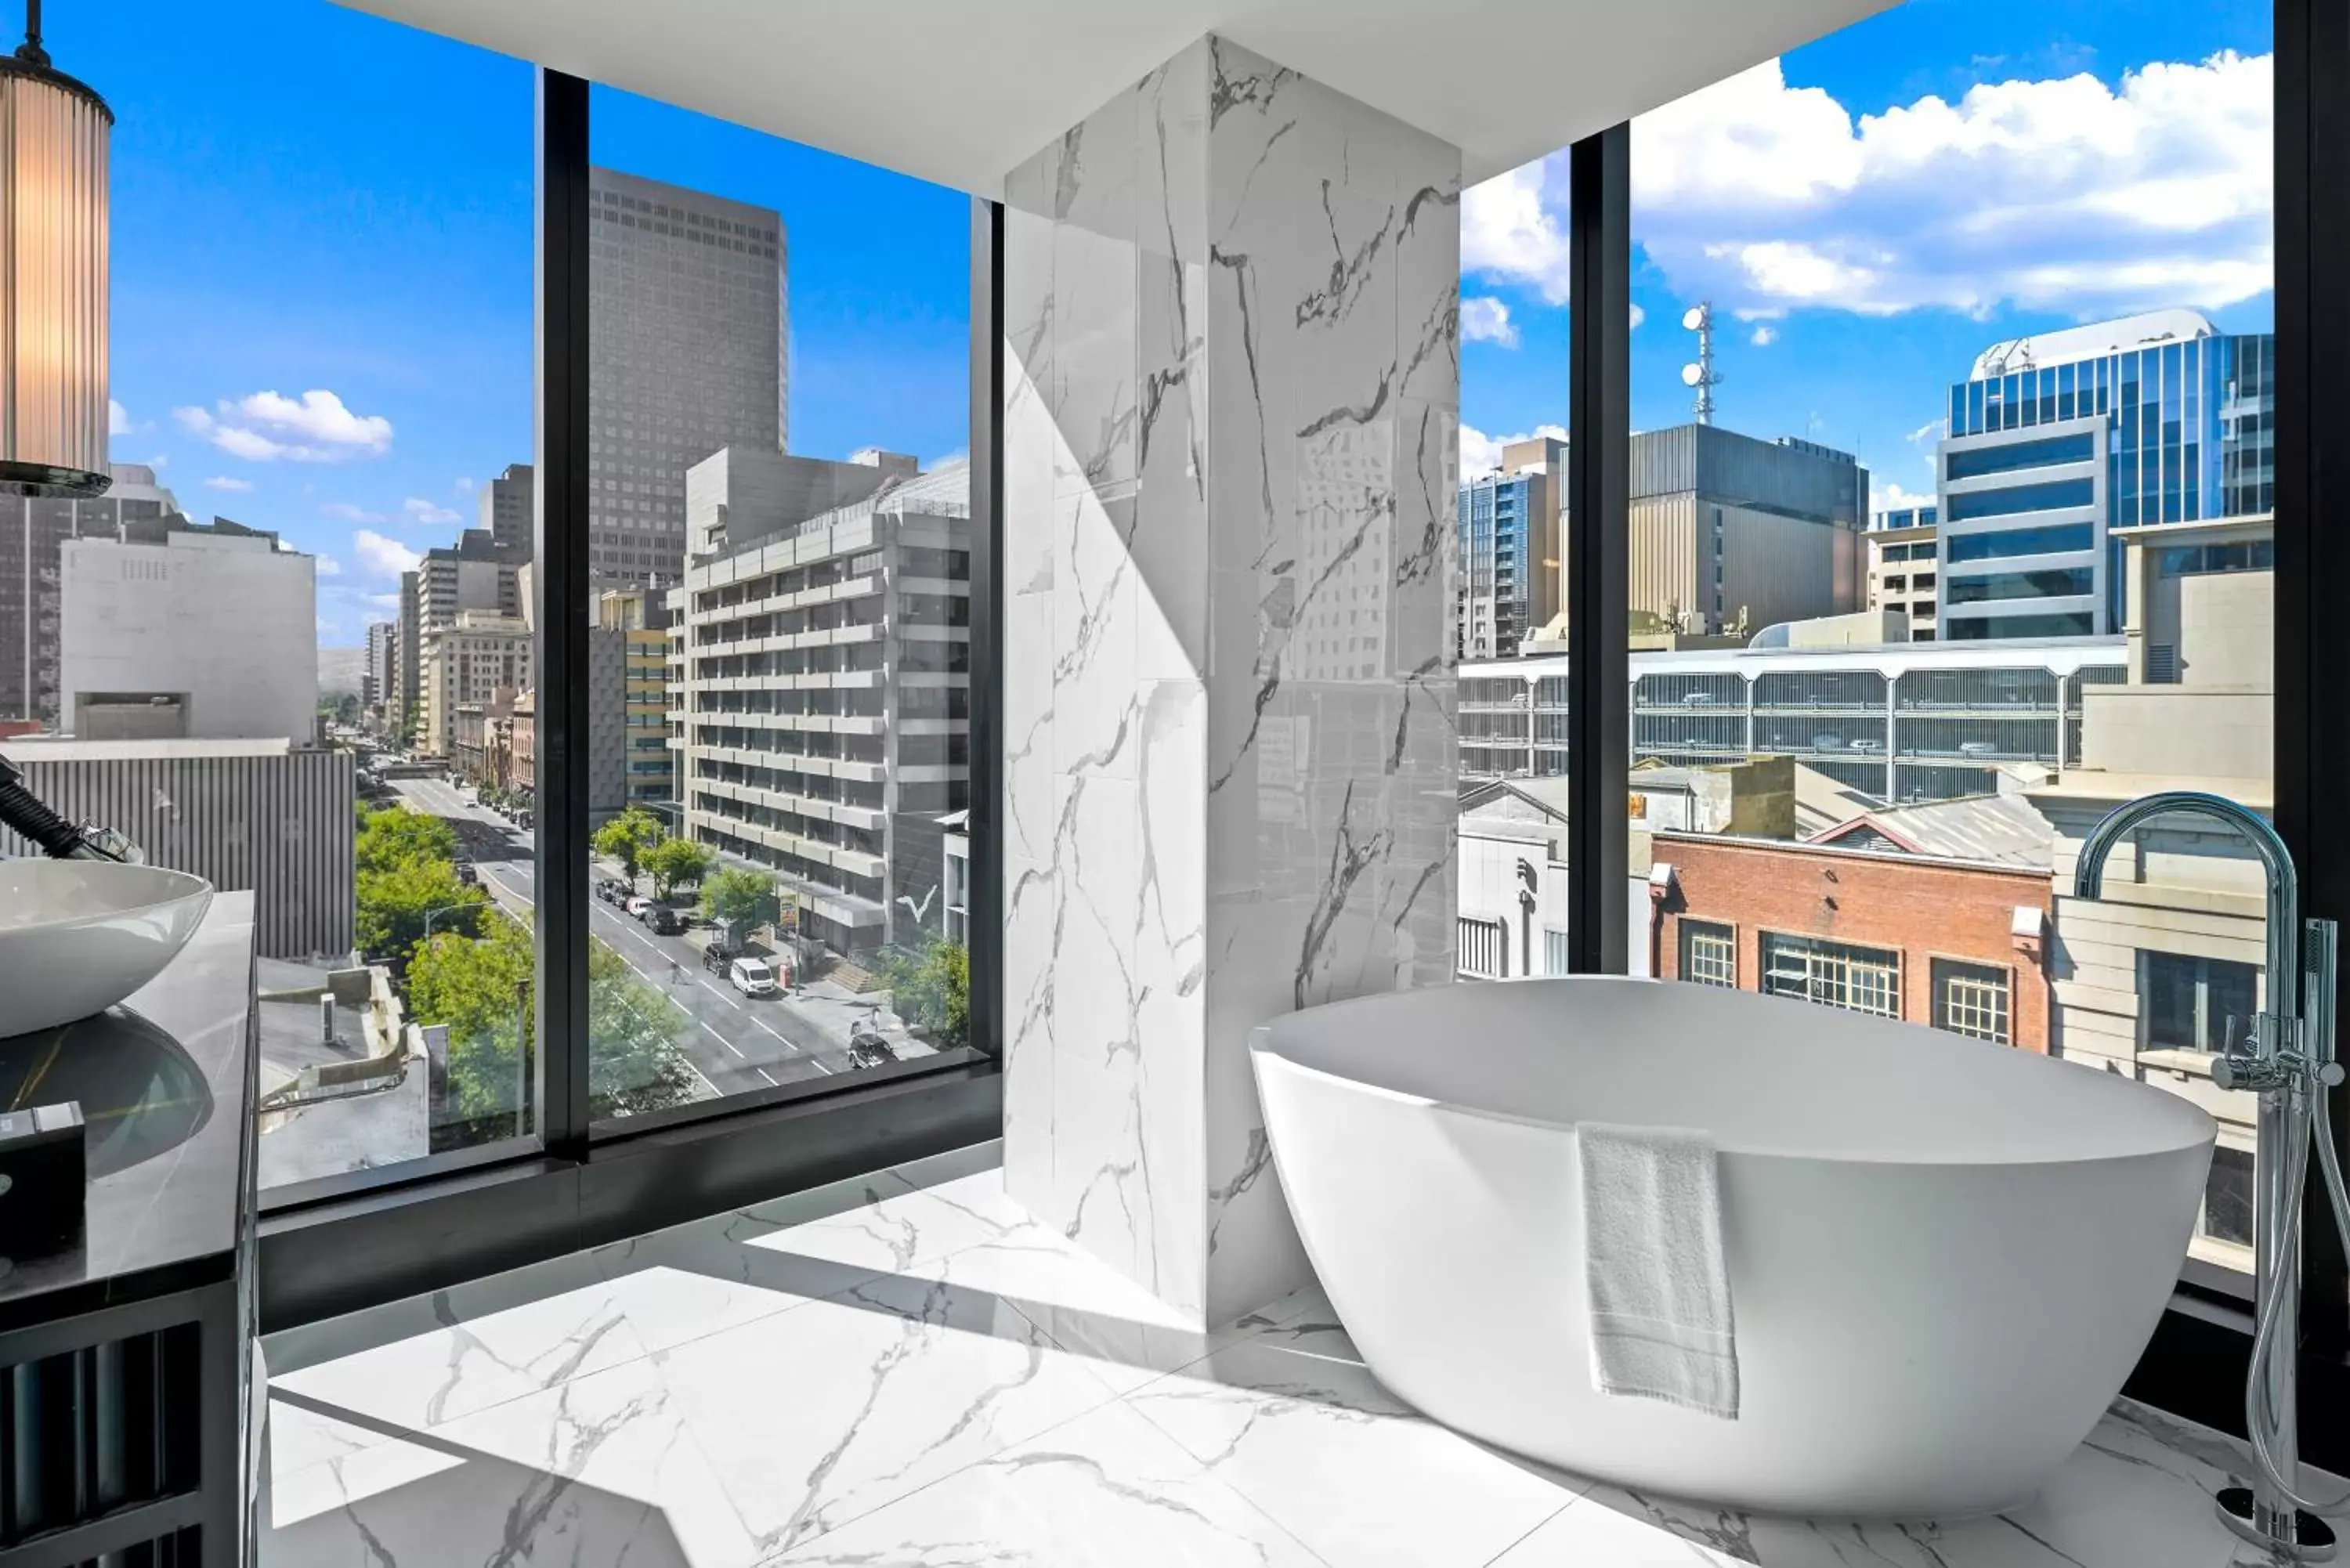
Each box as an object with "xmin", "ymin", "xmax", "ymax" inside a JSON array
[
  {"xmin": 420, "ymin": 611, "xmax": 530, "ymax": 760},
  {"xmin": 2029, "ymin": 512, "xmax": 2274, "ymax": 1281},
  {"xmin": 1866, "ymin": 504, "xmax": 1939, "ymax": 641}
]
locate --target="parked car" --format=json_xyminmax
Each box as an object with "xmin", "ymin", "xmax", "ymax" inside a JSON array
[
  {"xmin": 454, "ymin": 860, "xmax": 479, "ymax": 887},
  {"xmin": 728, "ymin": 957, "xmax": 779, "ymax": 996},
  {"xmin": 644, "ymin": 905, "xmax": 683, "ymax": 936},
  {"xmin": 596, "ymin": 879, "xmax": 628, "ymax": 905},
  {"xmin": 848, "ymin": 1030, "xmax": 897, "ymax": 1068},
  {"xmin": 1958, "ymin": 740, "xmax": 1999, "ymax": 757},
  {"xmin": 1849, "ymin": 739, "xmax": 1884, "ymax": 753},
  {"xmin": 701, "ymin": 943, "xmax": 735, "ymax": 976},
  {"xmin": 1810, "ymin": 733, "xmax": 1846, "ymax": 750},
  {"xmin": 624, "ymin": 895, "xmax": 653, "ymax": 919}
]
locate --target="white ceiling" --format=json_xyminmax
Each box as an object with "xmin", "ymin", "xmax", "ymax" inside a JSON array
[{"xmin": 340, "ymin": 0, "xmax": 1893, "ymax": 193}]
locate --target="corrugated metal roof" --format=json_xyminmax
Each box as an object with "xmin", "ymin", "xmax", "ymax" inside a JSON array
[{"xmin": 1812, "ymin": 792, "xmax": 2055, "ymax": 869}]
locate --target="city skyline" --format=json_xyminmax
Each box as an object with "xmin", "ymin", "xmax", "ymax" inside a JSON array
[{"xmin": 86, "ymin": 0, "xmax": 2272, "ymax": 649}]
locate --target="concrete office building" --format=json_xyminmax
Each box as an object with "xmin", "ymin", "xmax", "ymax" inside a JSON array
[
  {"xmin": 420, "ymin": 527, "xmax": 526, "ymax": 629},
  {"xmin": 364, "ymin": 621, "xmax": 396, "ymax": 724},
  {"xmin": 672, "ymin": 456, "xmax": 971, "ymax": 956},
  {"xmin": 479, "ymin": 463, "xmax": 534, "ymax": 555},
  {"xmin": 59, "ymin": 524, "xmax": 320, "ymax": 742},
  {"xmin": 419, "ymin": 611, "xmax": 531, "ymax": 759},
  {"xmin": 394, "ymin": 570, "xmax": 421, "ymax": 735},
  {"xmin": 1532, "ymin": 425, "xmax": 1870, "ymax": 646},
  {"xmin": 1868, "ymin": 504, "xmax": 1939, "ymax": 641},
  {"xmin": 0, "ymin": 736, "xmax": 356, "ymax": 959},
  {"xmin": 1, "ymin": 462, "xmax": 190, "ymax": 728},
  {"xmin": 1457, "ymin": 435, "xmax": 1563, "ymax": 659},
  {"xmin": 1934, "ymin": 309, "xmax": 2276, "ymax": 641},
  {"xmin": 590, "ymin": 167, "xmax": 786, "ymax": 589},
  {"xmin": 589, "ymin": 588, "xmax": 673, "ymax": 823}
]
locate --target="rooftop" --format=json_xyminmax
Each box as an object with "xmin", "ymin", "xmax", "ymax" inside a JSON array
[
  {"xmin": 1810, "ymin": 792, "xmax": 2057, "ymax": 869},
  {"xmin": 1968, "ymin": 308, "xmax": 2220, "ymax": 381}
]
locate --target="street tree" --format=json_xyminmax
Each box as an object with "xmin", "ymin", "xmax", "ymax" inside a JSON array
[
  {"xmin": 645, "ymin": 836, "xmax": 715, "ymax": 900},
  {"xmin": 700, "ymin": 865, "xmax": 773, "ymax": 938},
  {"xmin": 592, "ymin": 807, "xmax": 666, "ymax": 891}
]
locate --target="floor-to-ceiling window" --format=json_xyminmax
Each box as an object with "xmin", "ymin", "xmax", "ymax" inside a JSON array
[
  {"xmin": 1628, "ymin": 0, "xmax": 2276, "ymax": 1287},
  {"xmin": 580, "ymin": 85, "xmax": 975, "ymax": 1126},
  {"xmin": 0, "ymin": 0, "xmax": 540, "ymax": 1198}
]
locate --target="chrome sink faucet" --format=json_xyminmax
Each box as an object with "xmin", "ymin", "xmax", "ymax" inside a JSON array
[{"xmin": 2077, "ymin": 791, "xmax": 2348, "ymax": 1562}]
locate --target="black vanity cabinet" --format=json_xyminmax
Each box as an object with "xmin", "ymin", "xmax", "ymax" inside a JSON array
[{"xmin": 0, "ymin": 892, "xmax": 260, "ymax": 1567}]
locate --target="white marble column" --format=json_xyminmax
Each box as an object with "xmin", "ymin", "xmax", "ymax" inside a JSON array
[{"xmin": 1000, "ymin": 34, "xmax": 1459, "ymax": 1324}]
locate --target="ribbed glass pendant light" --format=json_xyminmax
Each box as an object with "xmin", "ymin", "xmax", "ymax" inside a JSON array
[{"xmin": 0, "ymin": 0, "xmax": 109, "ymax": 497}]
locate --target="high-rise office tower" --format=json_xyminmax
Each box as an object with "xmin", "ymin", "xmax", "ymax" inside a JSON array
[
  {"xmin": 480, "ymin": 463, "xmax": 535, "ymax": 555},
  {"xmin": 395, "ymin": 569, "xmax": 421, "ymax": 732},
  {"xmin": 1935, "ymin": 309, "xmax": 2276, "ymax": 641},
  {"xmin": 588, "ymin": 167, "xmax": 786, "ymax": 590},
  {"xmin": 1456, "ymin": 437, "xmax": 1564, "ymax": 660}
]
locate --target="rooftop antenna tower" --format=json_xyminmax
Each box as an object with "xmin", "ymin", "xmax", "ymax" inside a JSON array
[{"xmin": 1680, "ymin": 303, "xmax": 1720, "ymax": 425}]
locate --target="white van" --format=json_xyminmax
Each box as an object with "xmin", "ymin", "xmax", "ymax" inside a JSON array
[{"xmin": 728, "ymin": 957, "xmax": 779, "ymax": 997}]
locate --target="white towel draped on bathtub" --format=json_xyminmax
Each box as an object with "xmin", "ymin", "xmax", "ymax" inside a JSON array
[{"xmin": 1577, "ymin": 1122, "xmax": 1739, "ymax": 1421}]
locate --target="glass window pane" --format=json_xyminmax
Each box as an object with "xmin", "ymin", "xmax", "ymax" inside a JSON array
[
  {"xmin": 583, "ymin": 85, "xmax": 971, "ymax": 1118},
  {"xmin": 11, "ymin": 5, "xmax": 537, "ymax": 1193},
  {"xmin": 1629, "ymin": 0, "xmax": 2273, "ymax": 1299}
]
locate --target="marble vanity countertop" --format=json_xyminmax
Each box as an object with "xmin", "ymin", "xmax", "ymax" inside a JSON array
[{"xmin": 0, "ymin": 890, "xmax": 257, "ymax": 1332}]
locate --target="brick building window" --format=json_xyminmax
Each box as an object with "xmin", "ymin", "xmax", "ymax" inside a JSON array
[
  {"xmin": 1762, "ymin": 933, "xmax": 1900, "ymax": 1018},
  {"xmin": 1932, "ymin": 959, "xmax": 2011, "ymax": 1043},
  {"xmin": 1679, "ymin": 921, "xmax": 1737, "ymax": 988},
  {"xmin": 1459, "ymin": 917, "xmax": 1507, "ymax": 979}
]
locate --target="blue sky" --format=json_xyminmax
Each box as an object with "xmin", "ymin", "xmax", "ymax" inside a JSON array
[
  {"xmin": 89, "ymin": 0, "xmax": 2272, "ymax": 645},
  {"xmin": 1464, "ymin": 0, "xmax": 2276, "ymax": 503}
]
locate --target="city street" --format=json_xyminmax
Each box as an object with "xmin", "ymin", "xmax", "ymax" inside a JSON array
[{"xmin": 387, "ymin": 775, "xmax": 912, "ymax": 1101}]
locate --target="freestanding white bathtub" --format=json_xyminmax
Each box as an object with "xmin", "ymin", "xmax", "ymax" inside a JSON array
[{"xmin": 1249, "ymin": 976, "xmax": 2217, "ymax": 1520}]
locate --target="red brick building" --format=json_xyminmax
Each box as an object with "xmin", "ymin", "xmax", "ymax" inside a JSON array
[{"xmin": 1648, "ymin": 831, "xmax": 2054, "ymax": 1053}]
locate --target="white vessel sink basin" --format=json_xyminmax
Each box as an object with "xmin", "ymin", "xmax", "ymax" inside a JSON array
[{"xmin": 0, "ymin": 860, "xmax": 215, "ymax": 1039}]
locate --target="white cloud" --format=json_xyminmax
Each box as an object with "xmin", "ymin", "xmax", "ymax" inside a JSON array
[
  {"xmin": 315, "ymin": 555, "xmax": 343, "ymax": 576},
  {"xmin": 145, "ymin": 453, "xmax": 169, "ymax": 470},
  {"xmin": 454, "ymin": 475, "xmax": 475, "ymax": 493},
  {"xmin": 1463, "ymin": 160, "xmax": 1571, "ymax": 304},
  {"xmin": 1460, "ymin": 421, "xmax": 1568, "ymax": 477},
  {"xmin": 1466, "ymin": 51, "xmax": 2271, "ymax": 323},
  {"xmin": 174, "ymin": 388, "xmax": 394, "ymax": 463},
  {"xmin": 1872, "ymin": 479, "xmax": 1937, "ymax": 515},
  {"xmin": 110, "ymin": 399, "xmax": 136, "ymax": 436},
  {"xmin": 1750, "ymin": 324, "xmax": 1778, "ymax": 346},
  {"xmin": 403, "ymin": 497, "xmax": 461, "ymax": 526},
  {"xmin": 352, "ymin": 529, "xmax": 421, "ymax": 579},
  {"xmin": 1629, "ymin": 303, "xmax": 1645, "ymax": 330},
  {"xmin": 204, "ymin": 475, "xmax": 255, "ymax": 493},
  {"xmin": 322, "ymin": 501, "xmax": 387, "ymax": 525},
  {"xmin": 1461, "ymin": 296, "xmax": 1520, "ymax": 348}
]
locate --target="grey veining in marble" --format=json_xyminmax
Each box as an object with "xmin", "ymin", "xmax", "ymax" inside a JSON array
[{"xmin": 1000, "ymin": 32, "xmax": 1462, "ymax": 1327}]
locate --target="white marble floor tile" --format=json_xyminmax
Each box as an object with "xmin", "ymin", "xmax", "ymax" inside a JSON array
[
  {"xmin": 269, "ymin": 1260, "xmax": 646, "ymax": 1436},
  {"xmin": 1124, "ymin": 1333, "xmax": 1588, "ymax": 1567},
  {"xmin": 1488, "ymin": 1399, "xmax": 2345, "ymax": 1568},
  {"xmin": 266, "ymin": 1354, "xmax": 757, "ymax": 1568},
  {"xmin": 764, "ymin": 1398, "xmax": 1328, "ymax": 1567},
  {"xmin": 652, "ymin": 1254, "xmax": 1130, "ymax": 1559}
]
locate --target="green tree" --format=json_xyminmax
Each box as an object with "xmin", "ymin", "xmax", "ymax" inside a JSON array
[
  {"xmin": 411, "ymin": 909, "xmax": 698, "ymax": 1130},
  {"xmin": 357, "ymin": 855, "xmax": 486, "ymax": 963},
  {"xmin": 700, "ymin": 865, "xmax": 774, "ymax": 936},
  {"xmin": 881, "ymin": 938, "xmax": 969, "ymax": 1049},
  {"xmin": 356, "ymin": 803, "xmax": 460, "ymax": 876},
  {"xmin": 592, "ymin": 807, "xmax": 667, "ymax": 890},
  {"xmin": 644, "ymin": 836, "xmax": 714, "ymax": 900}
]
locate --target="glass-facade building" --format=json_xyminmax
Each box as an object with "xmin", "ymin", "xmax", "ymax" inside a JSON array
[
  {"xmin": 1457, "ymin": 469, "xmax": 1542, "ymax": 659},
  {"xmin": 1935, "ymin": 316, "xmax": 2276, "ymax": 641}
]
